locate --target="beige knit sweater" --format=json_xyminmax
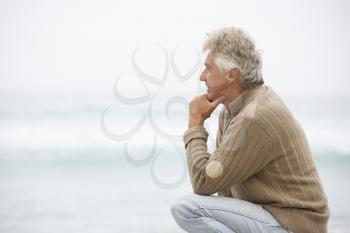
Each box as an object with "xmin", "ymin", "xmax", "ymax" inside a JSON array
[{"xmin": 183, "ymin": 84, "xmax": 330, "ymax": 233}]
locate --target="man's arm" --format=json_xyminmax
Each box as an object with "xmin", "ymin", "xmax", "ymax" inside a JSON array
[{"xmin": 183, "ymin": 117, "xmax": 276, "ymax": 195}]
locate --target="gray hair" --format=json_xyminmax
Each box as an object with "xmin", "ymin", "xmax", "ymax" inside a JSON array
[{"xmin": 203, "ymin": 27, "xmax": 264, "ymax": 88}]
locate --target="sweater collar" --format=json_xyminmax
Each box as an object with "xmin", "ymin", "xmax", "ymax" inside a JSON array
[{"xmin": 225, "ymin": 84, "xmax": 266, "ymax": 116}]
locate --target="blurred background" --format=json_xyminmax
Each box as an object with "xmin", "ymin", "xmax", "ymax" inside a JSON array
[{"xmin": 1, "ymin": 0, "xmax": 349, "ymax": 232}]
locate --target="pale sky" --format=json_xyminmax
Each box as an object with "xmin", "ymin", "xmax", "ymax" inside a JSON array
[{"xmin": 1, "ymin": 0, "xmax": 350, "ymax": 99}]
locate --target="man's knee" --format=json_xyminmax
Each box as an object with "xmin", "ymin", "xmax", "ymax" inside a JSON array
[{"xmin": 170, "ymin": 194, "xmax": 203, "ymax": 222}]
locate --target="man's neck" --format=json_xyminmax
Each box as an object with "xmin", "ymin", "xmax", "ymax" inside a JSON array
[{"xmin": 222, "ymin": 86, "xmax": 246, "ymax": 108}]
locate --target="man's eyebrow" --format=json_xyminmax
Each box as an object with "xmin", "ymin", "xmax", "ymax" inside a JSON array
[{"xmin": 204, "ymin": 63, "xmax": 210, "ymax": 67}]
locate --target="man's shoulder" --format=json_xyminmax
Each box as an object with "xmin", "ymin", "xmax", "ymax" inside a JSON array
[{"xmin": 236, "ymin": 90, "xmax": 296, "ymax": 135}]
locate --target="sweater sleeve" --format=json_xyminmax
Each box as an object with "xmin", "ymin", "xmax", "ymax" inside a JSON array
[{"xmin": 183, "ymin": 117, "xmax": 274, "ymax": 196}]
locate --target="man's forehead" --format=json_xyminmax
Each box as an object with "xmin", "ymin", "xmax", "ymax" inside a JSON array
[{"xmin": 204, "ymin": 53, "xmax": 215, "ymax": 64}]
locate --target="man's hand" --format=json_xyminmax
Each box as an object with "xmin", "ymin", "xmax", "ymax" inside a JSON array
[{"xmin": 188, "ymin": 94, "xmax": 226, "ymax": 128}]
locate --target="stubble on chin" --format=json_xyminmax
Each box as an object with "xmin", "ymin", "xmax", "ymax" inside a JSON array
[{"xmin": 206, "ymin": 91, "xmax": 214, "ymax": 102}]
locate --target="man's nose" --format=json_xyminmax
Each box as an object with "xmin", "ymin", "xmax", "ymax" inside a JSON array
[{"xmin": 199, "ymin": 71, "xmax": 206, "ymax": 82}]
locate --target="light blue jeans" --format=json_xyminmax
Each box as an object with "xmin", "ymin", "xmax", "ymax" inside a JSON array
[{"xmin": 171, "ymin": 193, "xmax": 291, "ymax": 233}]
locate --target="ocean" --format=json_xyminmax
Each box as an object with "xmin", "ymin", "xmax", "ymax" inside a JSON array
[{"xmin": 0, "ymin": 91, "xmax": 349, "ymax": 233}]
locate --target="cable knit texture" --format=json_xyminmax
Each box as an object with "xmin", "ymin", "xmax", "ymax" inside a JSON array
[{"xmin": 183, "ymin": 84, "xmax": 330, "ymax": 233}]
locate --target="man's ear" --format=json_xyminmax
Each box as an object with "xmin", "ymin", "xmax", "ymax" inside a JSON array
[
  {"xmin": 227, "ymin": 68, "xmax": 239, "ymax": 84},
  {"xmin": 230, "ymin": 68, "xmax": 240, "ymax": 80}
]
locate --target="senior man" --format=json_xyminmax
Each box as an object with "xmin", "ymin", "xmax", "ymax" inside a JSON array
[{"xmin": 170, "ymin": 27, "xmax": 329, "ymax": 233}]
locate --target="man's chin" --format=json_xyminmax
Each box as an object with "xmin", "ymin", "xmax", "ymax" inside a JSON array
[
  {"xmin": 207, "ymin": 93, "xmax": 226, "ymax": 104},
  {"xmin": 207, "ymin": 93, "xmax": 217, "ymax": 102}
]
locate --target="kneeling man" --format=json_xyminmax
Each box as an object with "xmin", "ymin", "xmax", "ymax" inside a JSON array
[{"xmin": 171, "ymin": 27, "xmax": 329, "ymax": 233}]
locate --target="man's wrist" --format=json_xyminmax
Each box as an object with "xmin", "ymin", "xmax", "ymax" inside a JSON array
[{"xmin": 188, "ymin": 116, "xmax": 204, "ymax": 128}]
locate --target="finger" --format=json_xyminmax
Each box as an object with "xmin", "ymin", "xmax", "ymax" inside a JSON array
[{"xmin": 210, "ymin": 96, "xmax": 226, "ymax": 108}]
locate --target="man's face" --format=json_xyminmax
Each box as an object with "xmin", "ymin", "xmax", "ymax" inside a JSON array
[{"xmin": 200, "ymin": 53, "xmax": 229, "ymax": 102}]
